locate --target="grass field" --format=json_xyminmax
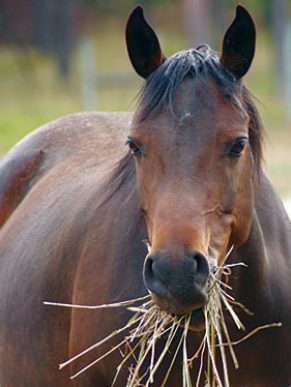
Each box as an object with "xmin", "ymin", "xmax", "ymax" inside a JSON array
[{"xmin": 0, "ymin": 23, "xmax": 290, "ymax": 198}]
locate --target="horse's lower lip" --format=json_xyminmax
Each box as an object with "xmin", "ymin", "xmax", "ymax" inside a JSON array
[
  {"xmin": 149, "ymin": 291, "xmax": 206, "ymax": 330},
  {"xmin": 149, "ymin": 290, "xmax": 206, "ymax": 316},
  {"xmin": 189, "ymin": 308, "xmax": 205, "ymax": 332}
]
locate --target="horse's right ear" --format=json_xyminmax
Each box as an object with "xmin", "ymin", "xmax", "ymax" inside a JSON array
[{"xmin": 126, "ymin": 6, "xmax": 165, "ymax": 78}]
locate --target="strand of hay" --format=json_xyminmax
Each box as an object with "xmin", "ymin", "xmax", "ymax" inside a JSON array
[
  {"xmin": 44, "ymin": 247, "xmax": 282, "ymax": 386},
  {"xmin": 44, "ymin": 294, "xmax": 151, "ymax": 310}
]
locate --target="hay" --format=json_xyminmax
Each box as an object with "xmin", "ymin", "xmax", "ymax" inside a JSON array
[{"xmin": 44, "ymin": 247, "xmax": 281, "ymax": 386}]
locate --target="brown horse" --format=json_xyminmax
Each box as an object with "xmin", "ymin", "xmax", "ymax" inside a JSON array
[{"xmin": 0, "ymin": 5, "xmax": 290, "ymax": 387}]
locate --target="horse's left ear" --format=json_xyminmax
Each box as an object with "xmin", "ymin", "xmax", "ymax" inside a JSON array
[
  {"xmin": 221, "ymin": 5, "xmax": 256, "ymax": 79},
  {"xmin": 126, "ymin": 6, "xmax": 165, "ymax": 78}
]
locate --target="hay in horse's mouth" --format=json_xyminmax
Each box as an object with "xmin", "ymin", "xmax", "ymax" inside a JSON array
[{"xmin": 44, "ymin": 248, "xmax": 282, "ymax": 387}]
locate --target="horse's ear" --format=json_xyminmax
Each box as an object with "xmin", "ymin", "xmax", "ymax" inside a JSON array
[
  {"xmin": 126, "ymin": 6, "xmax": 165, "ymax": 78},
  {"xmin": 221, "ymin": 5, "xmax": 256, "ymax": 79}
]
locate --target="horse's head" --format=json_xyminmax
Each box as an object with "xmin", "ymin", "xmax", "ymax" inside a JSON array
[{"xmin": 126, "ymin": 6, "xmax": 260, "ymax": 325}]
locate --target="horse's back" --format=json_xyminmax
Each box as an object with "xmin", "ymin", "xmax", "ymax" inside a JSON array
[
  {"xmin": 0, "ymin": 111, "xmax": 131, "ymax": 228},
  {"xmin": 0, "ymin": 111, "xmax": 132, "ymax": 387}
]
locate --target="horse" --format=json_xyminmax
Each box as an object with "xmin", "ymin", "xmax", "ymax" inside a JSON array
[{"xmin": 0, "ymin": 5, "xmax": 290, "ymax": 386}]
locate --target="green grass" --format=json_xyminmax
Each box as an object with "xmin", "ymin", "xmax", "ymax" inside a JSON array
[{"xmin": 0, "ymin": 25, "xmax": 290, "ymax": 197}]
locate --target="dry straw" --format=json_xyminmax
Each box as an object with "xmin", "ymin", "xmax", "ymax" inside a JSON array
[{"xmin": 45, "ymin": 246, "xmax": 281, "ymax": 386}]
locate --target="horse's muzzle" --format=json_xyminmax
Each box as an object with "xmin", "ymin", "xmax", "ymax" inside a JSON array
[{"xmin": 143, "ymin": 249, "xmax": 209, "ymax": 315}]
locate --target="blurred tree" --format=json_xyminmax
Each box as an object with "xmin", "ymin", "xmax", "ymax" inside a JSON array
[
  {"xmin": 32, "ymin": 0, "xmax": 73, "ymax": 78},
  {"xmin": 182, "ymin": 0, "xmax": 212, "ymax": 47},
  {"xmin": 32, "ymin": 0, "xmax": 51, "ymax": 51},
  {"xmin": 51, "ymin": 0, "xmax": 73, "ymax": 78},
  {"xmin": 75, "ymin": 0, "xmax": 176, "ymax": 18},
  {"xmin": 271, "ymin": 0, "xmax": 288, "ymax": 94}
]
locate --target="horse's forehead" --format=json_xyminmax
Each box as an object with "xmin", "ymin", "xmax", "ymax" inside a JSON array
[
  {"xmin": 133, "ymin": 78, "xmax": 247, "ymax": 143},
  {"xmin": 173, "ymin": 78, "xmax": 243, "ymax": 122}
]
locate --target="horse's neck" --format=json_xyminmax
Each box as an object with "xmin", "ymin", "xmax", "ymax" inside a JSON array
[
  {"xmin": 235, "ymin": 172, "xmax": 291, "ymax": 321},
  {"xmin": 254, "ymin": 172, "xmax": 291, "ymax": 271}
]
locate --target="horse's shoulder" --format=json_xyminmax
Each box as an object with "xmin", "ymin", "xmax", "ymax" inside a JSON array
[{"xmin": 0, "ymin": 111, "xmax": 133, "ymax": 228}]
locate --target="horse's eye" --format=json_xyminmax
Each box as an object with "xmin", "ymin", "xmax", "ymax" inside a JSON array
[
  {"xmin": 126, "ymin": 139, "xmax": 142, "ymax": 156},
  {"xmin": 228, "ymin": 138, "xmax": 248, "ymax": 158}
]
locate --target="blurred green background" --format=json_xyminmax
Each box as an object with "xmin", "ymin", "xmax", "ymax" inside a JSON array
[{"xmin": 0, "ymin": 0, "xmax": 290, "ymax": 198}]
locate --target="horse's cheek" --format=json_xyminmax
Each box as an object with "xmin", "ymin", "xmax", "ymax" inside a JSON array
[
  {"xmin": 209, "ymin": 214, "xmax": 234, "ymax": 257},
  {"xmin": 232, "ymin": 205, "xmax": 253, "ymax": 247}
]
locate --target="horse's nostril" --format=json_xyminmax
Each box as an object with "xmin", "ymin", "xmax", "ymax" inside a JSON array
[
  {"xmin": 144, "ymin": 256, "xmax": 154, "ymax": 280},
  {"xmin": 143, "ymin": 256, "xmax": 169, "ymax": 299},
  {"xmin": 143, "ymin": 250, "xmax": 210, "ymax": 307},
  {"xmin": 193, "ymin": 251, "xmax": 209, "ymax": 285}
]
